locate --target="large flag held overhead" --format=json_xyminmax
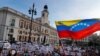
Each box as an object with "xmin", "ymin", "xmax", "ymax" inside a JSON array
[{"xmin": 55, "ymin": 19, "xmax": 100, "ymax": 40}]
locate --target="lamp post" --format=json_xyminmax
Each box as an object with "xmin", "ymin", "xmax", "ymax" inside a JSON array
[{"xmin": 28, "ymin": 3, "xmax": 37, "ymax": 42}]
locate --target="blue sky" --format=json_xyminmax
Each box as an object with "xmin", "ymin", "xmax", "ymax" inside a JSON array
[{"xmin": 0, "ymin": 0, "xmax": 100, "ymax": 29}]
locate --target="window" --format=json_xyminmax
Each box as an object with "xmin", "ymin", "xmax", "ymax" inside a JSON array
[
  {"xmin": 19, "ymin": 31, "xmax": 22, "ymax": 34},
  {"xmin": 10, "ymin": 19, "xmax": 15, "ymax": 26},
  {"xmin": 25, "ymin": 32, "xmax": 27, "ymax": 35},
  {"xmin": 20, "ymin": 22, "xmax": 23, "ymax": 28},
  {"xmin": 19, "ymin": 36, "xmax": 21, "ymax": 41},
  {"xmin": 42, "ymin": 13, "xmax": 44, "ymax": 17},
  {"xmin": 23, "ymin": 31, "xmax": 25, "ymax": 33},
  {"xmin": 28, "ymin": 23, "xmax": 30, "ymax": 29},
  {"xmin": 26, "ymin": 24, "xmax": 28, "ymax": 29},
  {"xmin": 45, "ymin": 30, "xmax": 48, "ymax": 33},
  {"xmin": 8, "ymin": 34, "xmax": 13, "ymax": 40},
  {"xmin": 9, "ymin": 29, "xmax": 14, "ymax": 33},
  {"xmin": 24, "ymin": 21, "xmax": 26, "ymax": 28}
]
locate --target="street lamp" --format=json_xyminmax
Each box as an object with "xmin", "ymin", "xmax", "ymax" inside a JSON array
[{"xmin": 28, "ymin": 3, "xmax": 37, "ymax": 42}]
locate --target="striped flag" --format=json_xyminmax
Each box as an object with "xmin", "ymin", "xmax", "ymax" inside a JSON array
[{"xmin": 55, "ymin": 19, "xmax": 100, "ymax": 40}]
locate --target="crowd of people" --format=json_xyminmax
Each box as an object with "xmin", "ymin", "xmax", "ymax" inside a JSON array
[{"xmin": 0, "ymin": 42, "xmax": 100, "ymax": 56}]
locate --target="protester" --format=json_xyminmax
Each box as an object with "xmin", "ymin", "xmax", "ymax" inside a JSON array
[
  {"xmin": 7, "ymin": 49, "xmax": 17, "ymax": 56},
  {"xmin": 0, "ymin": 42, "xmax": 99, "ymax": 56}
]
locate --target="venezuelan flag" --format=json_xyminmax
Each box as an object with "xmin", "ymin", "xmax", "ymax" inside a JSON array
[{"xmin": 55, "ymin": 19, "xmax": 100, "ymax": 40}]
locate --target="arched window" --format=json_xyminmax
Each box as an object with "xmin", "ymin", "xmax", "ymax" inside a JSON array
[
  {"xmin": 19, "ymin": 30, "xmax": 22, "ymax": 34},
  {"xmin": 19, "ymin": 21, "xmax": 23, "ymax": 28}
]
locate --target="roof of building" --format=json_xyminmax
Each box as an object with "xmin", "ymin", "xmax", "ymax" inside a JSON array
[
  {"xmin": 0, "ymin": 7, "xmax": 31, "ymax": 20},
  {"xmin": 0, "ymin": 7, "xmax": 56, "ymax": 31}
]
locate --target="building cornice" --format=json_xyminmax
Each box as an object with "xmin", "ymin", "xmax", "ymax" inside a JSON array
[
  {"xmin": 0, "ymin": 7, "xmax": 57, "ymax": 31},
  {"xmin": 0, "ymin": 7, "xmax": 31, "ymax": 21}
]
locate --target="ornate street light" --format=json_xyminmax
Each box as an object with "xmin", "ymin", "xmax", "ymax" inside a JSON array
[{"xmin": 28, "ymin": 3, "xmax": 37, "ymax": 42}]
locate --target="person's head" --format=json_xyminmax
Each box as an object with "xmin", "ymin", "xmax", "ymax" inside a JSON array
[
  {"xmin": 11, "ymin": 49, "xmax": 17, "ymax": 55},
  {"xmin": 8, "ymin": 49, "xmax": 17, "ymax": 56}
]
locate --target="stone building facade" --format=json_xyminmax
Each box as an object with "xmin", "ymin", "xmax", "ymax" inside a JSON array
[{"xmin": 0, "ymin": 5, "xmax": 59, "ymax": 45}]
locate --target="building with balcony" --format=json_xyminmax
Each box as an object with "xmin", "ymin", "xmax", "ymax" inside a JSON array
[{"xmin": 0, "ymin": 5, "xmax": 59, "ymax": 45}]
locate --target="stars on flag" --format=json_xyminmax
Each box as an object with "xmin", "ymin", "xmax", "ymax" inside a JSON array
[{"xmin": 70, "ymin": 23, "xmax": 90, "ymax": 31}]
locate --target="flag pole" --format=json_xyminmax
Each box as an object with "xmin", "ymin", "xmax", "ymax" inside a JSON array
[{"xmin": 69, "ymin": 32, "xmax": 75, "ymax": 51}]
